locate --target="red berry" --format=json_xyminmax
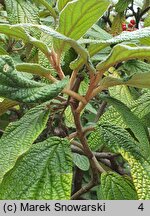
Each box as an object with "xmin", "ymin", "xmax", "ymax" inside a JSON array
[
  {"xmin": 128, "ymin": 23, "xmax": 133, "ymax": 28},
  {"xmin": 122, "ymin": 24, "xmax": 126, "ymax": 31},
  {"xmin": 130, "ymin": 19, "xmax": 136, "ymax": 25}
]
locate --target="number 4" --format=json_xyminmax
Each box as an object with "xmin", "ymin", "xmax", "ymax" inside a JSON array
[{"xmin": 138, "ymin": 203, "xmax": 144, "ymax": 211}]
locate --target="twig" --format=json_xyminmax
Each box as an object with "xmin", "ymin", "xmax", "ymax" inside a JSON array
[
  {"xmin": 94, "ymin": 101, "xmax": 107, "ymax": 123},
  {"xmin": 71, "ymin": 180, "xmax": 97, "ymax": 200},
  {"xmin": 71, "ymin": 141, "xmax": 84, "ymax": 150},
  {"xmin": 0, "ymin": 129, "xmax": 4, "ymax": 134},
  {"xmin": 49, "ymin": 49, "xmax": 65, "ymax": 79},
  {"xmin": 71, "ymin": 145, "xmax": 119, "ymax": 160},
  {"xmin": 71, "ymin": 167, "xmax": 84, "ymax": 196},
  {"xmin": 71, "ymin": 180, "xmax": 96, "ymax": 200},
  {"xmin": 62, "ymin": 89, "xmax": 87, "ymax": 105},
  {"xmin": 140, "ymin": 6, "xmax": 150, "ymax": 19},
  {"xmin": 68, "ymin": 125, "xmax": 95, "ymax": 140}
]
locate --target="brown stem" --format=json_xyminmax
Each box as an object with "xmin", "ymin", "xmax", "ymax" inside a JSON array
[
  {"xmin": 72, "ymin": 167, "xmax": 84, "ymax": 196},
  {"xmin": 71, "ymin": 111, "xmax": 93, "ymax": 158},
  {"xmin": 71, "ymin": 141, "xmax": 84, "ymax": 150},
  {"xmin": 71, "ymin": 154, "xmax": 100, "ymax": 199},
  {"xmin": 70, "ymin": 108, "xmax": 105, "ymax": 199},
  {"xmin": 68, "ymin": 125, "xmax": 95, "ymax": 140},
  {"xmin": 63, "ymin": 89, "xmax": 87, "ymax": 105},
  {"xmin": 70, "ymin": 70, "xmax": 78, "ymax": 89},
  {"xmin": 71, "ymin": 146, "xmax": 119, "ymax": 160},
  {"xmin": 71, "ymin": 180, "xmax": 95, "ymax": 200},
  {"xmin": 139, "ymin": 6, "xmax": 150, "ymax": 19},
  {"xmin": 49, "ymin": 49, "xmax": 65, "ymax": 79},
  {"xmin": 94, "ymin": 101, "xmax": 107, "ymax": 123}
]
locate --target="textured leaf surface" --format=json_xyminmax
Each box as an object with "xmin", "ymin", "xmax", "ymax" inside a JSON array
[
  {"xmin": 0, "ymin": 103, "xmax": 50, "ymax": 183},
  {"xmin": 0, "ymin": 55, "xmax": 68, "ymax": 103},
  {"xmin": 101, "ymin": 91, "xmax": 150, "ymax": 128},
  {"xmin": 0, "ymin": 24, "xmax": 92, "ymax": 69},
  {"xmin": 54, "ymin": 0, "xmax": 110, "ymax": 52},
  {"xmin": 16, "ymin": 63, "xmax": 53, "ymax": 79},
  {"xmin": 73, "ymin": 153, "xmax": 90, "ymax": 171},
  {"xmin": 0, "ymin": 137, "xmax": 72, "ymax": 200},
  {"xmin": 121, "ymin": 60, "xmax": 150, "ymax": 75},
  {"xmin": 64, "ymin": 106, "xmax": 75, "ymax": 128},
  {"xmin": 110, "ymin": 13, "xmax": 125, "ymax": 35},
  {"xmin": 100, "ymin": 72, "xmax": 150, "ymax": 89},
  {"xmin": 108, "ymin": 69, "xmax": 134, "ymax": 105},
  {"xmin": 98, "ymin": 123, "xmax": 150, "ymax": 200},
  {"xmin": 100, "ymin": 96, "xmax": 150, "ymax": 158},
  {"xmin": 101, "ymin": 172, "xmax": 138, "ymax": 200},
  {"xmin": 96, "ymin": 44, "xmax": 150, "ymax": 72},
  {"xmin": 109, "ymin": 84, "xmax": 134, "ymax": 105},
  {"xmin": 0, "ymin": 24, "xmax": 50, "ymax": 56},
  {"xmin": 88, "ymin": 128, "xmax": 104, "ymax": 152},
  {"xmin": 5, "ymin": 0, "xmax": 39, "ymax": 24},
  {"xmin": 86, "ymin": 24, "xmax": 112, "ymax": 40},
  {"xmin": 71, "ymin": 27, "xmax": 150, "ymax": 69}
]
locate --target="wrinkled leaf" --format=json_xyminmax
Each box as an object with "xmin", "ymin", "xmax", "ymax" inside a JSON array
[
  {"xmin": 5, "ymin": 0, "xmax": 39, "ymax": 24},
  {"xmin": 71, "ymin": 27, "xmax": 150, "ymax": 69},
  {"xmin": 54, "ymin": 0, "xmax": 110, "ymax": 52},
  {"xmin": 0, "ymin": 137, "xmax": 72, "ymax": 199},
  {"xmin": 0, "ymin": 55, "xmax": 68, "ymax": 103},
  {"xmin": 101, "ymin": 172, "xmax": 138, "ymax": 200},
  {"xmin": 96, "ymin": 44, "xmax": 150, "ymax": 72},
  {"xmin": 100, "ymin": 72, "xmax": 150, "ymax": 89},
  {"xmin": 100, "ymin": 95, "xmax": 150, "ymax": 158},
  {"xmin": 98, "ymin": 123, "xmax": 150, "ymax": 199},
  {"xmin": 0, "ymin": 103, "xmax": 50, "ymax": 183}
]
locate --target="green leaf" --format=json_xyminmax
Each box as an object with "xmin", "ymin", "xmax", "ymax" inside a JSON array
[
  {"xmin": 0, "ymin": 99, "xmax": 18, "ymax": 116},
  {"xmin": 0, "ymin": 55, "xmax": 68, "ymax": 103},
  {"xmin": 100, "ymin": 72, "xmax": 150, "ymax": 89},
  {"xmin": 109, "ymin": 84, "xmax": 134, "ymax": 105},
  {"xmin": 16, "ymin": 63, "xmax": 53, "ymax": 79},
  {"xmin": 98, "ymin": 123, "xmax": 150, "ymax": 200},
  {"xmin": 0, "ymin": 137, "xmax": 72, "ymax": 200},
  {"xmin": 110, "ymin": 13, "xmax": 125, "ymax": 35},
  {"xmin": 54, "ymin": 0, "xmax": 110, "ymax": 53},
  {"xmin": 34, "ymin": 0, "xmax": 57, "ymax": 19},
  {"xmin": 5, "ymin": 0, "xmax": 39, "ymax": 24},
  {"xmin": 86, "ymin": 24, "xmax": 112, "ymax": 40},
  {"xmin": 101, "ymin": 172, "xmax": 138, "ymax": 200},
  {"xmin": 0, "ymin": 24, "xmax": 94, "ymax": 71},
  {"xmin": 108, "ymin": 69, "xmax": 134, "ymax": 104},
  {"xmin": 57, "ymin": 0, "xmax": 72, "ymax": 11},
  {"xmin": 64, "ymin": 106, "xmax": 75, "ymax": 128},
  {"xmin": 115, "ymin": 0, "xmax": 132, "ymax": 13},
  {"xmin": 0, "ymin": 46, "xmax": 8, "ymax": 55},
  {"xmin": 88, "ymin": 128, "xmax": 104, "ymax": 152},
  {"xmin": 85, "ymin": 103, "xmax": 97, "ymax": 115},
  {"xmin": 121, "ymin": 60, "xmax": 150, "ymax": 75},
  {"xmin": 96, "ymin": 44, "xmax": 150, "ymax": 72},
  {"xmin": 100, "ymin": 95, "xmax": 150, "ymax": 158},
  {"xmin": 101, "ymin": 91, "xmax": 150, "ymax": 128},
  {"xmin": 71, "ymin": 27, "xmax": 150, "ymax": 70},
  {"xmin": 0, "ymin": 24, "xmax": 50, "ymax": 56},
  {"xmin": 73, "ymin": 153, "xmax": 90, "ymax": 171},
  {"xmin": 0, "ymin": 103, "xmax": 50, "ymax": 184}
]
